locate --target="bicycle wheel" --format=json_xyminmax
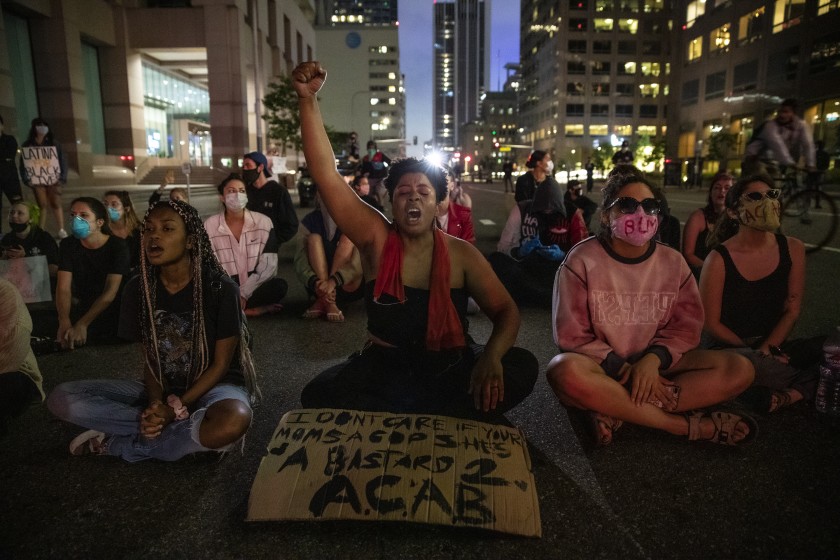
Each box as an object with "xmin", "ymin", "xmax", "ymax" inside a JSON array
[
  {"xmin": 782, "ymin": 189, "xmax": 806, "ymax": 217},
  {"xmin": 780, "ymin": 189, "xmax": 838, "ymax": 253}
]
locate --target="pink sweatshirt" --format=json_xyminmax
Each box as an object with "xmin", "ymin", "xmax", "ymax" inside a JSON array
[{"xmin": 552, "ymin": 237, "xmax": 703, "ymax": 377}]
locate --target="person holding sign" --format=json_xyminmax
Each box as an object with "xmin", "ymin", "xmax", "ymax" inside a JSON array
[
  {"xmin": 48, "ymin": 200, "xmax": 257, "ymax": 460},
  {"xmin": 293, "ymin": 61, "xmax": 538, "ymax": 421},
  {"xmin": 56, "ymin": 198, "xmax": 129, "ymax": 349},
  {"xmin": 19, "ymin": 118, "xmax": 67, "ymax": 239},
  {"xmin": 547, "ymin": 171, "xmax": 758, "ymax": 447},
  {"xmin": 1, "ymin": 201, "xmax": 59, "ymax": 282}
]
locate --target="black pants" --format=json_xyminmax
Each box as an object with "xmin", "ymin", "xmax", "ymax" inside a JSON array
[
  {"xmin": 300, "ymin": 342, "xmax": 539, "ymax": 423},
  {"xmin": 245, "ymin": 277, "xmax": 288, "ymax": 308},
  {"xmin": 0, "ymin": 371, "xmax": 40, "ymax": 435}
]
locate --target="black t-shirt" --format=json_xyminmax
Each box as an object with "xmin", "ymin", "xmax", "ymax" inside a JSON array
[
  {"xmin": 58, "ymin": 235, "xmax": 129, "ymax": 308},
  {"xmin": 118, "ymin": 273, "xmax": 244, "ymax": 392},
  {"xmin": 245, "ymin": 180, "xmax": 299, "ymax": 244},
  {"xmin": 0, "ymin": 225, "xmax": 59, "ymax": 266}
]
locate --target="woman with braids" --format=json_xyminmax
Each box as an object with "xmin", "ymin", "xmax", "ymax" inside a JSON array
[
  {"xmin": 47, "ymin": 200, "xmax": 257, "ymax": 460},
  {"xmin": 56, "ymin": 197, "xmax": 129, "ymax": 349},
  {"xmin": 103, "ymin": 190, "xmax": 142, "ymax": 271},
  {"xmin": 547, "ymin": 171, "xmax": 757, "ymax": 447},
  {"xmin": 294, "ymin": 62, "xmax": 537, "ymax": 421}
]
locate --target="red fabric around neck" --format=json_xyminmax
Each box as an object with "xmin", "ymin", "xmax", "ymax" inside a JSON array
[{"xmin": 373, "ymin": 228, "xmax": 466, "ymax": 351}]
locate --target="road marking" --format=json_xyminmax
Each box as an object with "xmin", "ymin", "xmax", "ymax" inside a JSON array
[{"xmin": 478, "ymin": 219, "xmax": 496, "ymax": 226}]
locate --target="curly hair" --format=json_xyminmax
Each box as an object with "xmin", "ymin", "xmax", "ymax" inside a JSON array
[
  {"xmin": 382, "ymin": 157, "xmax": 448, "ymax": 202},
  {"xmin": 596, "ymin": 170, "xmax": 655, "ymax": 239},
  {"xmin": 138, "ymin": 200, "xmax": 259, "ymax": 399},
  {"xmin": 706, "ymin": 174, "xmax": 776, "ymax": 249}
]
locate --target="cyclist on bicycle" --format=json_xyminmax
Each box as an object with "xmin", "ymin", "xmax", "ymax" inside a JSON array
[{"xmin": 743, "ymin": 99, "xmax": 815, "ymax": 177}]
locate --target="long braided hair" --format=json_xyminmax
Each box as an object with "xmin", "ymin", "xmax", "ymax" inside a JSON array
[{"xmin": 138, "ymin": 200, "xmax": 259, "ymax": 399}]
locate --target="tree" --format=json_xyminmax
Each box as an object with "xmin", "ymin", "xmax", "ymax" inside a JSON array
[
  {"xmin": 637, "ymin": 135, "xmax": 666, "ymax": 171},
  {"xmin": 707, "ymin": 129, "xmax": 737, "ymax": 172},
  {"xmin": 262, "ymin": 75, "xmax": 301, "ymax": 156}
]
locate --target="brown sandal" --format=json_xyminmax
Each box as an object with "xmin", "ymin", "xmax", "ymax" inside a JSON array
[{"xmin": 685, "ymin": 409, "xmax": 758, "ymax": 446}]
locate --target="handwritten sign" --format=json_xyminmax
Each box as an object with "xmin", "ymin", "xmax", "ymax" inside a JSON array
[
  {"xmin": 0, "ymin": 256, "xmax": 51, "ymax": 303},
  {"xmin": 20, "ymin": 146, "xmax": 60, "ymax": 186},
  {"xmin": 248, "ymin": 408, "xmax": 541, "ymax": 537}
]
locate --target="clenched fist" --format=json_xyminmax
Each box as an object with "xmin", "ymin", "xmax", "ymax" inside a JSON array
[{"xmin": 292, "ymin": 61, "xmax": 327, "ymax": 98}]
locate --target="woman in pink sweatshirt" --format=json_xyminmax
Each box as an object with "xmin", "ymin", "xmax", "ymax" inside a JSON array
[{"xmin": 547, "ymin": 171, "xmax": 757, "ymax": 447}]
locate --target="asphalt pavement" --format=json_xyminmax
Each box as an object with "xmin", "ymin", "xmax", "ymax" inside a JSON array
[{"xmin": 1, "ymin": 178, "xmax": 839, "ymax": 560}]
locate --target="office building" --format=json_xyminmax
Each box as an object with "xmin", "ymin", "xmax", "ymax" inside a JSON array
[
  {"xmin": 315, "ymin": 0, "xmax": 398, "ymax": 26},
  {"xmin": 668, "ymin": 0, "xmax": 840, "ymax": 172},
  {"xmin": 518, "ymin": 0, "xmax": 671, "ymax": 172},
  {"xmin": 433, "ymin": 0, "xmax": 489, "ymax": 150},
  {"xmin": 0, "ymin": 0, "xmax": 316, "ymax": 183}
]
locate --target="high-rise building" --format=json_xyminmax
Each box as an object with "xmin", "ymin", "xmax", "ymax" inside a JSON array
[
  {"xmin": 667, "ymin": 0, "xmax": 840, "ymax": 174},
  {"xmin": 434, "ymin": 0, "xmax": 489, "ymax": 150},
  {"xmin": 314, "ymin": 1, "xmax": 405, "ymax": 158},
  {"xmin": 519, "ymin": 0, "xmax": 671, "ymax": 173},
  {"xmin": 315, "ymin": 0, "xmax": 398, "ymax": 26}
]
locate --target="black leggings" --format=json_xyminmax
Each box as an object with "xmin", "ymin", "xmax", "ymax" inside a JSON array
[
  {"xmin": 0, "ymin": 372, "xmax": 40, "ymax": 435},
  {"xmin": 300, "ymin": 342, "xmax": 539, "ymax": 422},
  {"xmin": 245, "ymin": 277, "xmax": 288, "ymax": 308}
]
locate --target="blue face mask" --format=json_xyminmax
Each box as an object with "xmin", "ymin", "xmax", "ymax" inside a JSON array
[
  {"xmin": 71, "ymin": 215, "xmax": 92, "ymax": 239},
  {"xmin": 107, "ymin": 207, "xmax": 121, "ymax": 222}
]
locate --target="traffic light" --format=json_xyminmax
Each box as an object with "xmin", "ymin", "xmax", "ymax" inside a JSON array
[{"xmin": 491, "ymin": 130, "xmax": 497, "ymax": 136}]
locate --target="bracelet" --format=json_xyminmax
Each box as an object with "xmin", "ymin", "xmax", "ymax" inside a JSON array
[
  {"xmin": 330, "ymin": 272, "xmax": 344, "ymax": 288},
  {"xmin": 166, "ymin": 394, "xmax": 189, "ymax": 421}
]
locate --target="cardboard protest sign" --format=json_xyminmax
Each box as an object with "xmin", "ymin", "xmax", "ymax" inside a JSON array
[
  {"xmin": 0, "ymin": 256, "xmax": 52, "ymax": 303},
  {"xmin": 248, "ymin": 409, "xmax": 541, "ymax": 537},
  {"xmin": 20, "ymin": 146, "xmax": 60, "ymax": 186}
]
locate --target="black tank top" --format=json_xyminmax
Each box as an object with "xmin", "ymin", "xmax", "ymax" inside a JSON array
[
  {"xmin": 365, "ymin": 281, "xmax": 468, "ymax": 350},
  {"xmin": 715, "ymin": 233, "xmax": 790, "ymax": 340}
]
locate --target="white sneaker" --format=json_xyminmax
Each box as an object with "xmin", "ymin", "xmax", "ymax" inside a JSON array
[
  {"xmin": 69, "ymin": 430, "xmax": 106, "ymax": 456},
  {"xmin": 57, "ymin": 228, "xmax": 68, "ymax": 239}
]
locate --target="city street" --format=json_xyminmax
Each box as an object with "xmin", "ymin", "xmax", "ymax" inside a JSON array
[{"xmin": 2, "ymin": 176, "xmax": 839, "ymax": 559}]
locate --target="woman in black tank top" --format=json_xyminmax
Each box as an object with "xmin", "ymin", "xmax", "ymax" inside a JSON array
[{"xmin": 699, "ymin": 175, "xmax": 816, "ymax": 413}]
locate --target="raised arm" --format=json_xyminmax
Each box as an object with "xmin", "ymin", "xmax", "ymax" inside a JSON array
[{"xmin": 292, "ymin": 62, "xmax": 387, "ymax": 250}]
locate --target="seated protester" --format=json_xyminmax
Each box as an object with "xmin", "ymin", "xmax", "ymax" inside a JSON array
[
  {"xmin": 103, "ymin": 190, "xmax": 142, "ymax": 271},
  {"xmin": 699, "ymin": 174, "xmax": 818, "ymax": 414},
  {"xmin": 489, "ymin": 179, "xmax": 588, "ymax": 308},
  {"xmin": 295, "ymin": 192, "xmax": 363, "ymax": 322},
  {"xmin": 352, "ymin": 175, "xmax": 384, "ymax": 213},
  {"xmin": 436, "ymin": 166, "xmax": 476, "ymax": 243},
  {"xmin": 652, "ymin": 187, "xmax": 681, "ymax": 251},
  {"xmin": 683, "ymin": 172, "xmax": 732, "ymax": 279},
  {"xmin": 2, "ymin": 201, "xmax": 59, "ymax": 283},
  {"xmin": 205, "ymin": 174, "xmax": 287, "ymax": 317},
  {"xmin": 0, "ymin": 278, "xmax": 45, "ymax": 436},
  {"xmin": 243, "ymin": 151, "xmax": 299, "ymax": 247},
  {"xmin": 564, "ymin": 180, "xmax": 598, "ymax": 232},
  {"xmin": 47, "ymin": 200, "xmax": 257, "ymax": 460},
  {"xmin": 56, "ymin": 197, "xmax": 129, "ymax": 349},
  {"xmin": 547, "ymin": 172, "xmax": 757, "ymax": 447},
  {"xmin": 293, "ymin": 62, "xmax": 538, "ymax": 421}
]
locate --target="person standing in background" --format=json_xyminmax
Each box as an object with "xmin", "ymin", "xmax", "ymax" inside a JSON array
[
  {"xmin": 0, "ymin": 115, "xmax": 23, "ymax": 235},
  {"xmin": 19, "ymin": 118, "xmax": 68, "ymax": 239},
  {"xmin": 585, "ymin": 157, "xmax": 595, "ymax": 193}
]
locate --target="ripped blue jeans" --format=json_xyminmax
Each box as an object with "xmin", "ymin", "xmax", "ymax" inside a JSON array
[{"xmin": 47, "ymin": 379, "xmax": 251, "ymax": 462}]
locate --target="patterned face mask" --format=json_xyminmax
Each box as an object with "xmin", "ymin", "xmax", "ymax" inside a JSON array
[
  {"xmin": 738, "ymin": 197, "xmax": 780, "ymax": 232},
  {"xmin": 610, "ymin": 207, "xmax": 659, "ymax": 246}
]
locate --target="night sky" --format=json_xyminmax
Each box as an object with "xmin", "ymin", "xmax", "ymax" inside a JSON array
[{"xmin": 399, "ymin": 0, "xmax": 520, "ymax": 157}]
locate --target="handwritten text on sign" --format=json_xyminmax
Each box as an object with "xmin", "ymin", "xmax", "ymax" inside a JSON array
[
  {"xmin": 20, "ymin": 146, "xmax": 60, "ymax": 186},
  {"xmin": 248, "ymin": 409, "xmax": 541, "ymax": 537}
]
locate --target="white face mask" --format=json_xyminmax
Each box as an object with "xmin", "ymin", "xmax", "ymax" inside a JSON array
[
  {"xmin": 224, "ymin": 192, "xmax": 248, "ymax": 211},
  {"xmin": 545, "ymin": 160, "xmax": 554, "ymax": 173},
  {"xmin": 35, "ymin": 125, "xmax": 49, "ymax": 136}
]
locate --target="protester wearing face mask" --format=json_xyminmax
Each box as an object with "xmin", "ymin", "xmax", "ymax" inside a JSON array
[
  {"xmin": 1, "ymin": 201, "xmax": 59, "ymax": 278},
  {"xmin": 241, "ymin": 151, "xmax": 298, "ymax": 246},
  {"xmin": 56, "ymin": 197, "xmax": 129, "ymax": 349},
  {"xmin": 19, "ymin": 118, "xmax": 68, "ymax": 239},
  {"xmin": 515, "ymin": 150, "xmax": 555, "ymax": 203},
  {"xmin": 699, "ymin": 175, "xmax": 818, "ymax": 415},
  {"xmin": 103, "ymin": 190, "xmax": 142, "ymax": 271},
  {"xmin": 547, "ymin": 171, "xmax": 757, "ymax": 448},
  {"xmin": 204, "ymin": 174, "xmax": 287, "ymax": 317},
  {"xmin": 360, "ymin": 140, "xmax": 391, "ymax": 205}
]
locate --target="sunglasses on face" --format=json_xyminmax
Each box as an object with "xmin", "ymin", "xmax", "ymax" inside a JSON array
[
  {"xmin": 742, "ymin": 189, "xmax": 781, "ymax": 201},
  {"xmin": 606, "ymin": 197, "xmax": 661, "ymax": 215}
]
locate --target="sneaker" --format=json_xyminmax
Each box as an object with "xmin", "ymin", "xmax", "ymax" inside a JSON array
[
  {"xmin": 69, "ymin": 430, "xmax": 106, "ymax": 456},
  {"xmin": 57, "ymin": 228, "xmax": 68, "ymax": 239}
]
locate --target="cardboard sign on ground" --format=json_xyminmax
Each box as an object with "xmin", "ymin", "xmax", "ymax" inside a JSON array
[
  {"xmin": 248, "ymin": 408, "xmax": 541, "ymax": 537},
  {"xmin": 0, "ymin": 256, "xmax": 52, "ymax": 303}
]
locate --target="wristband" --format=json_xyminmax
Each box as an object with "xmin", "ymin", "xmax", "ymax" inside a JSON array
[
  {"xmin": 166, "ymin": 394, "xmax": 189, "ymax": 421},
  {"xmin": 330, "ymin": 271, "xmax": 344, "ymax": 288}
]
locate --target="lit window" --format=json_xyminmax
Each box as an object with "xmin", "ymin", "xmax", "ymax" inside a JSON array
[
  {"xmin": 818, "ymin": 0, "xmax": 840, "ymax": 15},
  {"xmin": 618, "ymin": 19, "xmax": 638, "ymax": 33},
  {"xmin": 614, "ymin": 124, "xmax": 632, "ymax": 136},
  {"xmin": 639, "ymin": 83, "xmax": 660, "ymax": 97},
  {"xmin": 637, "ymin": 125, "xmax": 657, "ymax": 136},
  {"xmin": 565, "ymin": 124, "xmax": 585, "ymax": 136},
  {"xmin": 773, "ymin": 0, "xmax": 806, "ymax": 33},
  {"xmin": 738, "ymin": 8, "xmax": 765, "ymax": 44},
  {"xmin": 688, "ymin": 37, "xmax": 703, "ymax": 61},
  {"xmin": 686, "ymin": 0, "xmax": 705, "ymax": 28},
  {"xmin": 590, "ymin": 124, "xmax": 609, "ymax": 136},
  {"xmin": 594, "ymin": 19, "xmax": 614, "ymax": 32},
  {"xmin": 709, "ymin": 24, "xmax": 731, "ymax": 52},
  {"xmin": 640, "ymin": 62, "xmax": 661, "ymax": 76}
]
